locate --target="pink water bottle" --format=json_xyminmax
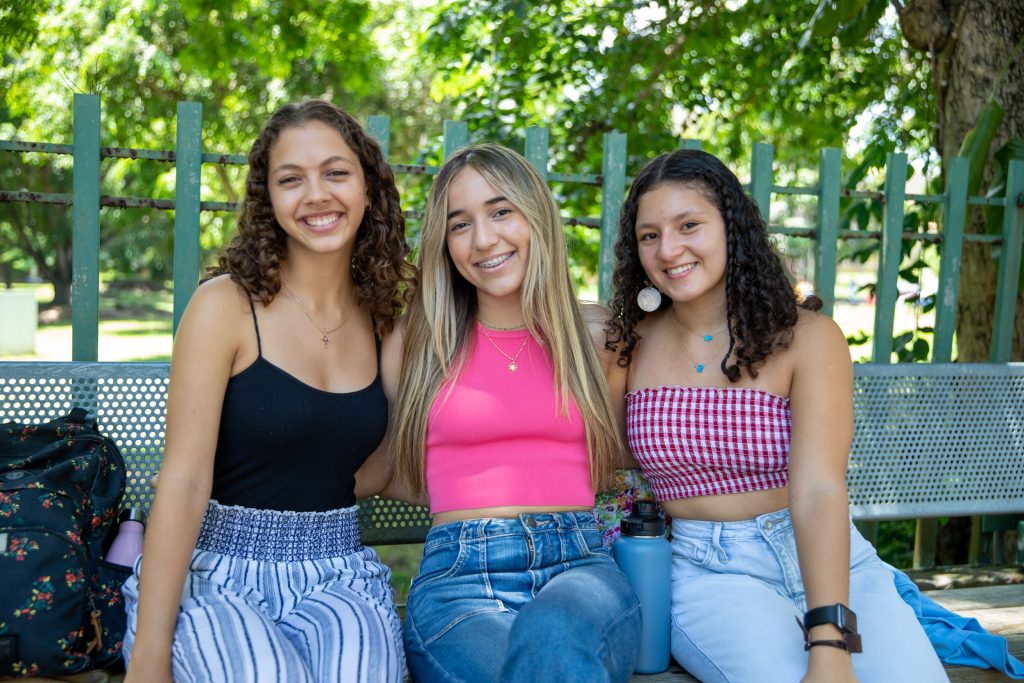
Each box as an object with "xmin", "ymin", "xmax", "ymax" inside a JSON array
[{"xmin": 106, "ymin": 508, "xmax": 146, "ymax": 567}]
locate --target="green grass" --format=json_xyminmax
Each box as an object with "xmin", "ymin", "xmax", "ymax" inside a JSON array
[{"xmin": 1, "ymin": 283, "xmax": 173, "ymax": 362}]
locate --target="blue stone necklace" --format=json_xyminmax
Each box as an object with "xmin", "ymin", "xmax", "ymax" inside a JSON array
[{"xmin": 672, "ymin": 317, "xmax": 728, "ymax": 374}]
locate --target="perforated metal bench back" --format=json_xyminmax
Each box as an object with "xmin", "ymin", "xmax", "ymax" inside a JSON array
[
  {"xmin": 848, "ymin": 363, "xmax": 1024, "ymax": 520},
  {"xmin": 3, "ymin": 362, "xmax": 1023, "ymax": 533}
]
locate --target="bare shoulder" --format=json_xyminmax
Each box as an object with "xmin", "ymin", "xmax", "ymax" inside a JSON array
[
  {"xmin": 580, "ymin": 301, "xmax": 613, "ymax": 346},
  {"xmin": 184, "ymin": 274, "xmax": 251, "ymax": 323},
  {"xmin": 790, "ymin": 307, "xmax": 847, "ymax": 351},
  {"xmin": 580, "ymin": 301, "xmax": 611, "ymax": 327},
  {"xmin": 789, "ymin": 308, "xmax": 852, "ymax": 376},
  {"xmin": 174, "ymin": 275, "xmax": 252, "ymax": 360}
]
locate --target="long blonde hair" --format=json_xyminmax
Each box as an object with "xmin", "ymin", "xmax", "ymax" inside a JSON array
[{"xmin": 391, "ymin": 143, "xmax": 621, "ymax": 497}]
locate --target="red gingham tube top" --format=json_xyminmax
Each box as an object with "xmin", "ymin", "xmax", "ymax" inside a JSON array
[{"xmin": 626, "ymin": 386, "xmax": 792, "ymax": 500}]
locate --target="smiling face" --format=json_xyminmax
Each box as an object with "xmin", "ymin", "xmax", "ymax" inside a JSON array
[
  {"xmin": 267, "ymin": 120, "xmax": 369, "ymax": 260},
  {"xmin": 444, "ymin": 167, "xmax": 532, "ymax": 312},
  {"xmin": 635, "ymin": 182, "xmax": 728, "ymax": 308}
]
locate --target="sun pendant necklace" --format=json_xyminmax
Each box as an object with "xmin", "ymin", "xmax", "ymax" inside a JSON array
[
  {"xmin": 479, "ymin": 327, "xmax": 530, "ymax": 373},
  {"xmin": 282, "ymin": 280, "xmax": 354, "ymax": 349}
]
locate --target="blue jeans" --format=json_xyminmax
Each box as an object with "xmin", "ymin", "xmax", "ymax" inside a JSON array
[
  {"xmin": 669, "ymin": 508, "xmax": 948, "ymax": 682},
  {"xmin": 404, "ymin": 511, "xmax": 641, "ymax": 683}
]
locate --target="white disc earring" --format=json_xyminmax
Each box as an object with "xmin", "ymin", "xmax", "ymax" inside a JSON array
[{"xmin": 636, "ymin": 286, "xmax": 662, "ymax": 312}]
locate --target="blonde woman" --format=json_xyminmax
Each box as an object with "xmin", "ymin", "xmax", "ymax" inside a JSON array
[{"xmin": 390, "ymin": 144, "xmax": 641, "ymax": 682}]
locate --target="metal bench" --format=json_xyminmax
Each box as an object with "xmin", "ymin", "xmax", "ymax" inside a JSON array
[
  {"xmin": 3, "ymin": 361, "xmax": 1024, "ymax": 682},
  {"xmin": 3, "ymin": 361, "xmax": 1022, "ymax": 534}
]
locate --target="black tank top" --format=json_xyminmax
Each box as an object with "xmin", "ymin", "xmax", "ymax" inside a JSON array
[{"xmin": 209, "ymin": 300, "xmax": 388, "ymax": 512}]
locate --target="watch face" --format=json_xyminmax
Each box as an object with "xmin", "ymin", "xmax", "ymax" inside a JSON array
[{"xmin": 837, "ymin": 604, "xmax": 857, "ymax": 633}]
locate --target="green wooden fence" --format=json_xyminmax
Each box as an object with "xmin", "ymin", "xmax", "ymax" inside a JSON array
[{"xmin": 3, "ymin": 93, "xmax": 1024, "ymax": 567}]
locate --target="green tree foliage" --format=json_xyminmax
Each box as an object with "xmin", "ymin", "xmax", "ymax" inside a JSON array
[
  {"xmin": 1, "ymin": 0, "xmax": 394, "ymax": 301},
  {"xmin": 416, "ymin": 0, "xmax": 932, "ymax": 282}
]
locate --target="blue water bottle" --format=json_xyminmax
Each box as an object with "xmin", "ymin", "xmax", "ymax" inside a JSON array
[{"xmin": 613, "ymin": 499, "xmax": 671, "ymax": 674}]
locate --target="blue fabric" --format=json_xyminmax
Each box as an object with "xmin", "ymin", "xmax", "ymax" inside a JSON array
[{"xmin": 893, "ymin": 567, "xmax": 1024, "ymax": 678}]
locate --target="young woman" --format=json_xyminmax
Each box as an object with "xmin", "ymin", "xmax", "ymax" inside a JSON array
[
  {"xmin": 390, "ymin": 143, "xmax": 641, "ymax": 682},
  {"xmin": 606, "ymin": 149, "xmax": 947, "ymax": 682},
  {"xmin": 122, "ymin": 100, "xmax": 414, "ymax": 683}
]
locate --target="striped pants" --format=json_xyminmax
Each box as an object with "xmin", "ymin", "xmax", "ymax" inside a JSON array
[{"xmin": 122, "ymin": 501, "xmax": 405, "ymax": 682}]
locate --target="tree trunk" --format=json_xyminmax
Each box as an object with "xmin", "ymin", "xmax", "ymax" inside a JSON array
[{"xmin": 900, "ymin": 0, "xmax": 1024, "ymax": 361}]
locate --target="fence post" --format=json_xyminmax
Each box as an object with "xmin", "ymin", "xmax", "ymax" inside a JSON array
[
  {"xmin": 598, "ymin": 131, "xmax": 627, "ymax": 303},
  {"xmin": 815, "ymin": 148, "xmax": 841, "ymax": 316},
  {"xmin": 991, "ymin": 159, "xmax": 1024, "ymax": 363},
  {"xmin": 525, "ymin": 127, "xmax": 550, "ymax": 180},
  {"xmin": 872, "ymin": 152, "xmax": 907, "ymax": 365},
  {"xmin": 912, "ymin": 155, "xmax": 968, "ymax": 570},
  {"xmin": 367, "ymin": 115, "xmax": 390, "ymax": 159},
  {"xmin": 749, "ymin": 143, "xmax": 774, "ymax": 224},
  {"xmin": 932, "ymin": 156, "xmax": 969, "ymax": 360},
  {"xmin": 443, "ymin": 121, "xmax": 468, "ymax": 160},
  {"xmin": 172, "ymin": 102, "xmax": 203, "ymax": 335},
  {"xmin": 71, "ymin": 94, "xmax": 101, "ymax": 362},
  {"xmin": 854, "ymin": 152, "xmax": 907, "ymax": 545}
]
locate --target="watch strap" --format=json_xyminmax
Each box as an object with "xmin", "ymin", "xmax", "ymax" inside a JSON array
[
  {"xmin": 803, "ymin": 603, "xmax": 858, "ymax": 634},
  {"xmin": 796, "ymin": 617, "xmax": 863, "ymax": 654}
]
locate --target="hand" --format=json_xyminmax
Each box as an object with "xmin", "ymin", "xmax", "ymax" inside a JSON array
[{"xmin": 801, "ymin": 645, "xmax": 858, "ymax": 683}]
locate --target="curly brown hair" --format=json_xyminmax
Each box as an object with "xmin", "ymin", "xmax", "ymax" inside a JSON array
[
  {"xmin": 606, "ymin": 149, "xmax": 820, "ymax": 380},
  {"xmin": 206, "ymin": 99, "xmax": 415, "ymax": 335}
]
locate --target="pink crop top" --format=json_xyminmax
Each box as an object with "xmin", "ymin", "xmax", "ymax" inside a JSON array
[
  {"xmin": 626, "ymin": 386, "xmax": 791, "ymax": 500},
  {"xmin": 425, "ymin": 323, "xmax": 595, "ymax": 514}
]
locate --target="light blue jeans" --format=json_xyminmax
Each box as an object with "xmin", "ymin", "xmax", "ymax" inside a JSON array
[
  {"xmin": 669, "ymin": 508, "xmax": 948, "ymax": 682},
  {"xmin": 404, "ymin": 511, "xmax": 642, "ymax": 683}
]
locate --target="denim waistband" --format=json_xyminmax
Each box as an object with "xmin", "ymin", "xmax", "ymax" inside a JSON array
[
  {"xmin": 670, "ymin": 507, "xmax": 792, "ymax": 541},
  {"xmin": 195, "ymin": 500, "xmax": 361, "ymax": 561},
  {"xmin": 425, "ymin": 511, "xmax": 597, "ymax": 547}
]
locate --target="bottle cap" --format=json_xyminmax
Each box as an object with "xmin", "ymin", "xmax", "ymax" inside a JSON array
[
  {"xmin": 620, "ymin": 499, "xmax": 665, "ymax": 537},
  {"xmin": 119, "ymin": 507, "xmax": 147, "ymax": 526}
]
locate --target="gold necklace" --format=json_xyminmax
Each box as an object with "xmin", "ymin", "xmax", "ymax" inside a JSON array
[
  {"xmin": 478, "ymin": 318, "xmax": 528, "ymax": 331},
  {"xmin": 282, "ymin": 280, "xmax": 354, "ymax": 348},
  {"xmin": 479, "ymin": 328, "xmax": 530, "ymax": 373}
]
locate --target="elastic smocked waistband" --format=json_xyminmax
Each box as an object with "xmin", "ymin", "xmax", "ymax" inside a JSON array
[
  {"xmin": 670, "ymin": 507, "xmax": 793, "ymax": 541},
  {"xmin": 425, "ymin": 511, "xmax": 598, "ymax": 546},
  {"xmin": 195, "ymin": 500, "xmax": 361, "ymax": 561}
]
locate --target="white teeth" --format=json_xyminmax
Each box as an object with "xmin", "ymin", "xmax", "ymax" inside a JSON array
[
  {"xmin": 667, "ymin": 263, "xmax": 696, "ymax": 276},
  {"xmin": 478, "ymin": 253, "xmax": 512, "ymax": 268},
  {"xmin": 305, "ymin": 213, "xmax": 339, "ymax": 227}
]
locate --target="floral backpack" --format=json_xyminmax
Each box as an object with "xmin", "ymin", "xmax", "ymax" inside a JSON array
[{"xmin": 0, "ymin": 408, "xmax": 129, "ymax": 677}]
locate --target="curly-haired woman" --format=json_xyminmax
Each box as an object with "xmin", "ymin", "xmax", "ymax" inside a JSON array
[
  {"xmin": 122, "ymin": 100, "xmax": 415, "ymax": 683},
  {"xmin": 606, "ymin": 149, "xmax": 946, "ymax": 683},
  {"xmin": 389, "ymin": 143, "xmax": 641, "ymax": 682}
]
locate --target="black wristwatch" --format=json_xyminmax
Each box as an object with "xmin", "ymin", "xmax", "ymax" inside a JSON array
[{"xmin": 800, "ymin": 603, "xmax": 863, "ymax": 653}]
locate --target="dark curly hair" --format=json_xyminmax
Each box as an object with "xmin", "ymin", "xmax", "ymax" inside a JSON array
[
  {"xmin": 606, "ymin": 149, "xmax": 820, "ymax": 381},
  {"xmin": 206, "ymin": 99, "xmax": 415, "ymax": 335}
]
